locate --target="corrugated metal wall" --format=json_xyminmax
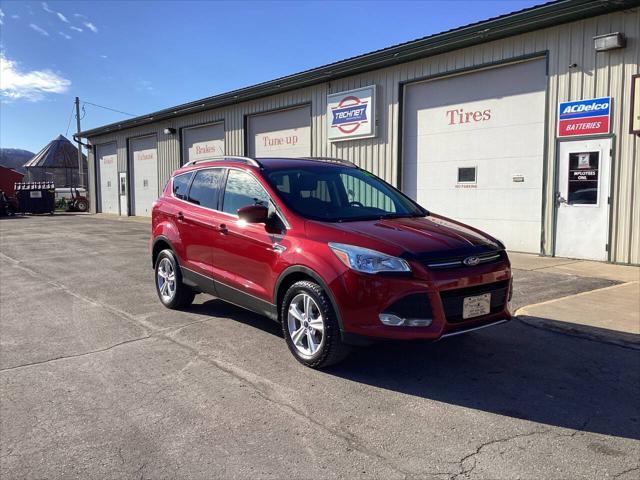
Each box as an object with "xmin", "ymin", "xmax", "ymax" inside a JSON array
[{"xmin": 87, "ymin": 7, "xmax": 639, "ymax": 264}]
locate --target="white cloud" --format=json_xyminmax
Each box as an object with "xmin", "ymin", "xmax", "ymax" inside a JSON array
[
  {"xmin": 0, "ymin": 53, "xmax": 71, "ymax": 102},
  {"xmin": 73, "ymin": 13, "xmax": 86, "ymax": 19},
  {"xmin": 70, "ymin": 26, "xmax": 83, "ymax": 32},
  {"xmin": 41, "ymin": 2, "xmax": 54, "ymax": 13},
  {"xmin": 136, "ymin": 80, "xmax": 155, "ymax": 93},
  {"xmin": 0, "ymin": 9, "xmax": 4, "ymax": 25},
  {"xmin": 56, "ymin": 12, "xmax": 68, "ymax": 23},
  {"xmin": 59, "ymin": 32, "xmax": 71, "ymax": 40},
  {"xmin": 11, "ymin": 14, "xmax": 20, "ymax": 20},
  {"xmin": 100, "ymin": 54, "xmax": 108, "ymax": 59},
  {"xmin": 30, "ymin": 23, "xmax": 49, "ymax": 36},
  {"xmin": 83, "ymin": 21, "xmax": 98, "ymax": 33}
]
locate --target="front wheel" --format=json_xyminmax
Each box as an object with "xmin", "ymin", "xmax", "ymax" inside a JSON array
[
  {"xmin": 155, "ymin": 249, "xmax": 195, "ymax": 309},
  {"xmin": 282, "ymin": 280, "xmax": 350, "ymax": 368}
]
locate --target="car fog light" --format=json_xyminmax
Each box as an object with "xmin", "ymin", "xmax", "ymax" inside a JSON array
[
  {"xmin": 405, "ymin": 318, "xmax": 432, "ymax": 327},
  {"xmin": 379, "ymin": 313, "xmax": 405, "ymax": 326},
  {"xmin": 379, "ymin": 314, "xmax": 432, "ymax": 327}
]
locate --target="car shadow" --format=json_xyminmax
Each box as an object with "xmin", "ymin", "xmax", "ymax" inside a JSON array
[
  {"xmin": 181, "ymin": 299, "xmax": 639, "ymax": 441},
  {"xmin": 325, "ymin": 319, "xmax": 640, "ymax": 441},
  {"xmin": 187, "ymin": 298, "xmax": 283, "ymax": 338}
]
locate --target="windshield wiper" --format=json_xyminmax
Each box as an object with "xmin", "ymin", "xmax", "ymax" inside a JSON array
[{"xmin": 377, "ymin": 213, "xmax": 424, "ymax": 220}]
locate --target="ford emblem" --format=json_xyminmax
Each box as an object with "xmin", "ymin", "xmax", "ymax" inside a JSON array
[{"xmin": 463, "ymin": 256, "xmax": 480, "ymax": 266}]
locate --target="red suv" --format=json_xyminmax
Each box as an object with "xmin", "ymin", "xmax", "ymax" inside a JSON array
[{"xmin": 151, "ymin": 157, "xmax": 512, "ymax": 368}]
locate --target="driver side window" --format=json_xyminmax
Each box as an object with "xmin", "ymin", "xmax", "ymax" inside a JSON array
[{"xmin": 222, "ymin": 170, "xmax": 270, "ymax": 215}]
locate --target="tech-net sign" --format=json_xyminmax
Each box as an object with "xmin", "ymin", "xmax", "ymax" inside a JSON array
[
  {"xmin": 558, "ymin": 97, "xmax": 611, "ymax": 137},
  {"xmin": 327, "ymin": 86, "xmax": 376, "ymax": 141}
]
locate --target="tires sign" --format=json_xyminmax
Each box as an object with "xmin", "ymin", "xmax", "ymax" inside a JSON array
[
  {"xmin": 327, "ymin": 86, "xmax": 376, "ymax": 141},
  {"xmin": 558, "ymin": 97, "xmax": 611, "ymax": 137}
]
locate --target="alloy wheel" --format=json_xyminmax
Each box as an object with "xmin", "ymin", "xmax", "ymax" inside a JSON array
[
  {"xmin": 287, "ymin": 293, "xmax": 325, "ymax": 356},
  {"xmin": 156, "ymin": 257, "xmax": 176, "ymax": 302}
]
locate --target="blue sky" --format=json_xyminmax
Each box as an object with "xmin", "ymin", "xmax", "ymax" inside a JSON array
[{"xmin": 1, "ymin": 0, "xmax": 541, "ymax": 153}]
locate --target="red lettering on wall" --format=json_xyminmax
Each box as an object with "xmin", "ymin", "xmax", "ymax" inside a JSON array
[
  {"xmin": 445, "ymin": 108, "xmax": 492, "ymax": 126},
  {"xmin": 262, "ymin": 135, "xmax": 299, "ymax": 147}
]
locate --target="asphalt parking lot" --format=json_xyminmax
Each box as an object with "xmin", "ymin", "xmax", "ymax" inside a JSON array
[{"xmin": 1, "ymin": 215, "xmax": 639, "ymax": 479}]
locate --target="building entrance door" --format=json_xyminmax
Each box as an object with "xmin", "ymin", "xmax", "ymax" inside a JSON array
[
  {"xmin": 555, "ymin": 138, "xmax": 612, "ymax": 261},
  {"xmin": 119, "ymin": 172, "xmax": 128, "ymax": 216}
]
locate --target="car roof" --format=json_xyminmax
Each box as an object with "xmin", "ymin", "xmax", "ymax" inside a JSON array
[{"xmin": 173, "ymin": 156, "xmax": 357, "ymax": 175}]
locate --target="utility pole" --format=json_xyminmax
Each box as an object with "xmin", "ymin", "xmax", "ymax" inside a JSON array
[{"xmin": 75, "ymin": 96, "xmax": 84, "ymax": 188}]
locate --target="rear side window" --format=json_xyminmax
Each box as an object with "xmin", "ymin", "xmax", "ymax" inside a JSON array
[
  {"xmin": 172, "ymin": 172, "xmax": 193, "ymax": 200},
  {"xmin": 188, "ymin": 168, "xmax": 225, "ymax": 209},
  {"xmin": 222, "ymin": 170, "xmax": 270, "ymax": 215}
]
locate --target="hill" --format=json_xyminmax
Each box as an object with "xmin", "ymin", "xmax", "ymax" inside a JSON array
[{"xmin": 0, "ymin": 149, "xmax": 35, "ymax": 173}]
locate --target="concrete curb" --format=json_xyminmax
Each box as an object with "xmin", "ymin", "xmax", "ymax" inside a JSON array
[{"xmin": 516, "ymin": 312, "xmax": 640, "ymax": 350}]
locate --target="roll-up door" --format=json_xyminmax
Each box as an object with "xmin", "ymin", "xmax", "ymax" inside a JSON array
[
  {"xmin": 97, "ymin": 143, "xmax": 118, "ymax": 214},
  {"xmin": 402, "ymin": 59, "xmax": 547, "ymax": 253},
  {"xmin": 247, "ymin": 105, "xmax": 311, "ymax": 157},
  {"xmin": 182, "ymin": 122, "xmax": 225, "ymax": 164},
  {"xmin": 129, "ymin": 135, "xmax": 158, "ymax": 217}
]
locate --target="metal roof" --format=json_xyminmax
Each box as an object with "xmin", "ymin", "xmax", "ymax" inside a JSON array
[
  {"xmin": 24, "ymin": 135, "xmax": 87, "ymax": 169},
  {"xmin": 79, "ymin": 0, "xmax": 638, "ymax": 138}
]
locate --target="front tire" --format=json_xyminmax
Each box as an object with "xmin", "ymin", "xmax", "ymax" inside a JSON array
[
  {"xmin": 281, "ymin": 280, "xmax": 350, "ymax": 368},
  {"xmin": 155, "ymin": 249, "xmax": 195, "ymax": 309}
]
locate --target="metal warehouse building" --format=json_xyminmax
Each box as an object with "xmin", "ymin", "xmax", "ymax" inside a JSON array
[{"xmin": 80, "ymin": 0, "xmax": 640, "ymax": 265}]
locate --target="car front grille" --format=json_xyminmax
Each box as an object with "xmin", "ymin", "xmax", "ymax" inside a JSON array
[
  {"xmin": 439, "ymin": 280, "xmax": 509, "ymax": 324},
  {"xmin": 424, "ymin": 251, "xmax": 504, "ymax": 270}
]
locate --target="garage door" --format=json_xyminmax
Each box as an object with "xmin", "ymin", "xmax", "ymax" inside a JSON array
[
  {"xmin": 97, "ymin": 143, "xmax": 118, "ymax": 214},
  {"xmin": 130, "ymin": 135, "xmax": 158, "ymax": 217},
  {"xmin": 182, "ymin": 122, "xmax": 225, "ymax": 164},
  {"xmin": 402, "ymin": 59, "xmax": 547, "ymax": 253},
  {"xmin": 247, "ymin": 106, "xmax": 311, "ymax": 157}
]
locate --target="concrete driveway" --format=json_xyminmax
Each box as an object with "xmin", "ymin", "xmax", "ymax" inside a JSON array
[{"xmin": 1, "ymin": 215, "xmax": 638, "ymax": 479}]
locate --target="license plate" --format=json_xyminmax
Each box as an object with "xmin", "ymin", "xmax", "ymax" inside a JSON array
[{"xmin": 462, "ymin": 293, "xmax": 491, "ymax": 319}]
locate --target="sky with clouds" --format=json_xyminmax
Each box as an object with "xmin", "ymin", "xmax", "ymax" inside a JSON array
[{"xmin": 0, "ymin": 0, "xmax": 539, "ymax": 153}]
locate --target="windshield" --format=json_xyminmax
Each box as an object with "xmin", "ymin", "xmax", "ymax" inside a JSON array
[{"xmin": 264, "ymin": 165, "xmax": 426, "ymax": 222}]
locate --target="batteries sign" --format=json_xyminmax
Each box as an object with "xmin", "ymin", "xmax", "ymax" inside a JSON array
[{"xmin": 558, "ymin": 97, "xmax": 611, "ymax": 137}]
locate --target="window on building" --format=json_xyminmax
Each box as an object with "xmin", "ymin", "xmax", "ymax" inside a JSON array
[
  {"xmin": 222, "ymin": 170, "xmax": 270, "ymax": 215},
  {"xmin": 188, "ymin": 169, "xmax": 224, "ymax": 209},
  {"xmin": 172, "ymin": 172, "xmax": 193, "ymax": 200},
  {"xmin": 458, "ymin": 167, "xmax": 477, "ymax": 183}
]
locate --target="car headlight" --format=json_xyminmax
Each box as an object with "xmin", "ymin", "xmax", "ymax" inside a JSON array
[{"xmin": 328, "ymin": 243, "xmax": 411, "ymax": 274}]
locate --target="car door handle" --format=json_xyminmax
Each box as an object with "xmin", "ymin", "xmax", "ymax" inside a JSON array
[
  {"xmin": 177, "ymin": 211, "xmax": 184, "ymax": 222},
  {"xmin": 218, "ymin": 223, "xmax": 228, "ymax": 234}
]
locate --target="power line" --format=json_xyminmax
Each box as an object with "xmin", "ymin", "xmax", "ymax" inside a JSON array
[
  {"xmin": 65, "ymin": 101, "xmax": 75, "ymax": 137},
  {"xmin": 82, "ymin": 100, "xmax": 136, "ymax": 117}
]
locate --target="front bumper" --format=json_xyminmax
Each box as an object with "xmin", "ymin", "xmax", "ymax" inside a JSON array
[{"xmin": 328, "ymin": 259, "xmax": 512, "ymax": 342}]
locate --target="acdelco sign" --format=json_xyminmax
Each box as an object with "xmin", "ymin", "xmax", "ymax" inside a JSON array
[{"xmin": 558, "ymin": 97, "xmax": 611, "ymax": 137}]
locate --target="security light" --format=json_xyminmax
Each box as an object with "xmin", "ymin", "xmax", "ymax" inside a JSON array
[
  {"xmin": 163, "ymin": 127, "xmax": 176, "ymax": 135},
  {"xmin": 594, "ymin": 33, "xmax": 626, "ymax": 52}
]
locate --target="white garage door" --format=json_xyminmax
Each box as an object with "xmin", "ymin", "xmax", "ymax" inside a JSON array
[
  {"xmin": 247, "ymin": 106, "xmax": 311, "ymax": 157},
  {"xmin": 402, "ymin": 59, "xmax": 547, "ymax": 253},
  {"xmin": 130, "ymin": 135, "xmax": 158, "ymax": 217},
  {"xmin": 97, "ymin": 143, "xmax": 118, "ymax": 214},
  {"xmin": 182, "ymin": 122, "xmax": 225, "ymax": 164}
]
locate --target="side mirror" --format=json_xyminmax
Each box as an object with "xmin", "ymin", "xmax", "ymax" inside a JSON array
[{"xmin": 237, "ymin": 204, "xmax": 269, "ymax": 223}]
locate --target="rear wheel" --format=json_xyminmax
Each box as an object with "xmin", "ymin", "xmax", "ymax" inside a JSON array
[
  {"xmin": 75, "ymin": 199, "xmax": 89, "ymax": 212},
  {"xmin": 282, "ymin": 280, "xmax": 350, "ymax": 368},
  {"xmin": 155, "ymin": 249, "xmax": 195, "ymax": 309}
]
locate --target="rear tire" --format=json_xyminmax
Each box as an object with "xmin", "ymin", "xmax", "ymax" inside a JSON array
[
  {"xmin": 75, "ymin": 199, "xmax": 88, "ymax": 212},
  {"xmin": 281, "ymin": 280, "xmax": 350, "ymax": 368},
  {"xmin": 155, "ymin": 249, "xmax": 195, "ymax": 309}
]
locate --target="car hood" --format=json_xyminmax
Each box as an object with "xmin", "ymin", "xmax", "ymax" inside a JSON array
[{"xmin": 312, "ymin": 214, "xmax": 502, "ymax": 259}]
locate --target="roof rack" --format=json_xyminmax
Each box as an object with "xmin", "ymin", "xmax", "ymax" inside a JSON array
[
  {"xmin": 300, "ymin": 157, "xmax": 358, "ymax": 168},
  {"xmin": 183, "ymin": 156, "xmax": 261, "ymax": 168}
]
